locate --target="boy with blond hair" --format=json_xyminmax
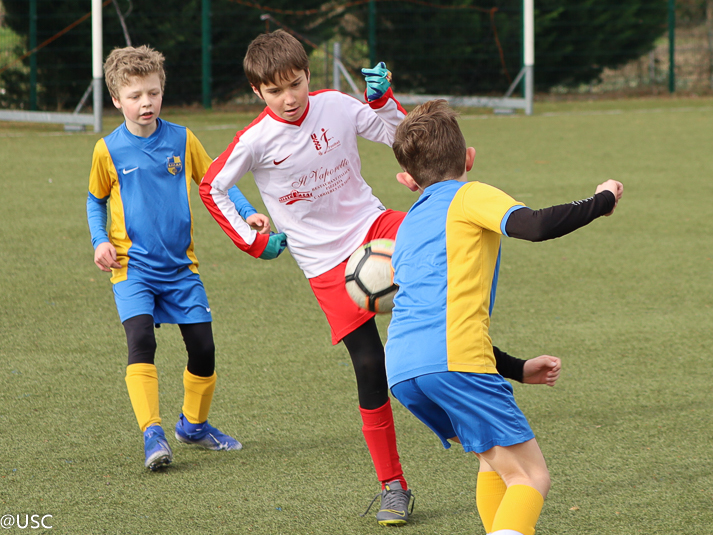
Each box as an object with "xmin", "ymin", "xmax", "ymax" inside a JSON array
[
  {"xmin": 87, "ymin": 45, "xmax": 278, "ymax": 471},
  {"xmin": 386, "ymin": 99, "xmax": 623, "ymax": 535},
  {"xmin": 200, "ymin": 29, "xmax": 415, "ymax": 524}
]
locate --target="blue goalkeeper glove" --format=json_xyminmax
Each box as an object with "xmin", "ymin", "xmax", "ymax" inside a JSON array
[
  {"xmin": 259, "ymin": 232, "xmax": 287, "ymax": 260},
  {"xmin": 361, "ymin": 62, "xmax": 392, "ymax": 101}
]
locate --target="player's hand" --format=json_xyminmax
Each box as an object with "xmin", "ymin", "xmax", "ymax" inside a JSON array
[
  {"xmin": 361, "ymin": 62, "xmax": 392, "ymax": 101},
  {"xmin": 522, "ymin": 355, "xmax": 561, "ymax": 387},
  {"xmin": 595, "ymin": 180, "xmax": 623, "ymax": 216},
  {"xmin": 247, "ymin": 213, "xmax": 271, "ymax": 234},
  {"xmin": 259, "ymin": 232, "xmax": 287, "ymax": 260},
  {"xmin": 94, "ymin": 242, "xmax": 121, "ymax": 272}
]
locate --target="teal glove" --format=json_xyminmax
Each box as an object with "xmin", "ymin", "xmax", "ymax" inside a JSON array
[
  {"xmin": 259, "ymin": 232, "xmax": 287, "ymax": 260},
  {"xmin": 361, "ymin": 62, "xmax": 392, "ymax": 101}
]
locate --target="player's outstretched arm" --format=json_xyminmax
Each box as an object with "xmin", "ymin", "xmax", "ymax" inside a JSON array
[
  {"xmin": 505, "ymin": 181, "xmax": 623, "ymax": 242},
  {"xmin": 522, "ymin": 356, "xmax": 561, "ymax": 387},
  {"xmin": 361, "ymin": 62, "xmax": 392, "ymax": 102}
]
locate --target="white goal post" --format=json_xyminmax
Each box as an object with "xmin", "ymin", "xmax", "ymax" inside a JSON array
[
  {"xmin": 0, "ymin": 0, "xmax": 103, "ymax": 132},
  {"xmin": 335, "ymin": 0, "xmax": 535, "ymax": 115}
]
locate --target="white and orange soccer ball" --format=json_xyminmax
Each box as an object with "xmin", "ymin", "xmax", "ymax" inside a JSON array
[{"xmin": 345, "ymin": 239, "xmax": 398, "ymax": 314}]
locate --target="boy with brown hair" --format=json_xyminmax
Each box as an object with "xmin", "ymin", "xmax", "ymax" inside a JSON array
[
  {"xmin": 386, "ymin": 99, "xmax": 623, "ymax": 535},
  {"xmin": 200, "ymin": 29, "xmax": 415, "ymax": 524},
  {"xmin": 87, "ymin": 45, "xmax": 276, "ymax": 471}
]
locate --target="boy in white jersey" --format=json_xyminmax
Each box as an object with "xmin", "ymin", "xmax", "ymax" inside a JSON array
[
  {"xmin": 200, "ymin": 30, "xmax": 414, "ymax": 525},
  {"xmin": 87, "ymin": 46, "xmax": 277, "ymax": 471}
]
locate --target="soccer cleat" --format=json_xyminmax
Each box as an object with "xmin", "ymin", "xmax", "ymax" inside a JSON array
[
  {"xmin": 143, "ymin": 425, "xmax": 173, "ymax": 471},
  {"xmin": 174, "ymin": 413, "xmax": 242, "ymax": 451},
  {"xmin": 361, "ymin": 480, "xmax": 415, "ymax": 526}
]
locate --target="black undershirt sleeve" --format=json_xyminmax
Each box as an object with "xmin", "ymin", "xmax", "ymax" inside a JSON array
[
  {"xmin": 505, "ymin": 190, "xmax": 616, "ymax": 242},
  {"xmin": 493, "ymin": 346, "xmax": 525, "ymax": 383}
]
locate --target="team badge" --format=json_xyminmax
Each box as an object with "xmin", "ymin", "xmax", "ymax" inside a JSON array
[
  {"xmin": 167, "ymin": 155, "xmax": 183, "ymax": 175},
  {"xmin": 310, "ymin": 128, "xmax": 340, "ymax": 156}
]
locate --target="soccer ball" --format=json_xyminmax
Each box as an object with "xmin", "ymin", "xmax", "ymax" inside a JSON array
[{"xmin": 345, "ymin": 239, "xmax": 398, "ymax": 314}]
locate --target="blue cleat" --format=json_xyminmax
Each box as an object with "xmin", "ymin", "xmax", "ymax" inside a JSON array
[
  {"xmin": 144, "ymin": 425, "xmax": 173, "ymax": 471},
  {"xmin": 174, "ymin": 413, "xmax": 242, "ymax": 451}
]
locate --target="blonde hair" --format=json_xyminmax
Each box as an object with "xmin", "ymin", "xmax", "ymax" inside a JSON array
[
  {"xmin": 243, "ymin": 30, "xmax": 309, "ymax": 90},
  {"xmin": 392, "ymin": 100, "xmax": 466, "ymax": 189},
  {"xmin": 103, "ymin": 45, "xmax": 166, "ymax": 100}
]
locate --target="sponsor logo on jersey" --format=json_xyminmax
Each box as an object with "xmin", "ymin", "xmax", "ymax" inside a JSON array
[
  {"xmin": 311, "ymin": 128, "xmax": 341, "ymax": 156},
  {"xmin": 122, "ymin": 166, "xmax": 139, "ymax": 175},
  {"xmin": 273, "ymin": 154, "xmax": 292, "ymax": 165},
  {"xmin": 167, "ymin": 155, "xmax": 183, "ymax": 175},
  {"xmin": 279, "ymin": 190, "xmax": 314, "ymax": 205}
]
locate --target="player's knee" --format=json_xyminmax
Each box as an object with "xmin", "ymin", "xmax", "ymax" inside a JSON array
[
  {"xmin": 185, "ymin": 338, "xmax": 215, "ymax": 376},
  {"xmin": 351, "ymin": 353, "xmax": 383, "ymax": 380},
  {"xmin": 186, "ymin": 343, "xmax": 215, "ymax": 376},
  {"xmin": 497, "ymin": 462, "xmax": 551, "ymax": 497},
  {"xmin": 124, "ymin": 315, "xmax": 156, "ymax": 365},
  {"xmin": 532, "ymin": 468, "xmax": 551, "ymax": 498},
  {"xmin": 187, "ymin": 337, "xmax": 215, "ymax": 361},
  {"xmin": 511, "ymin": 463, "xmax": 551, "ymax": 498}
]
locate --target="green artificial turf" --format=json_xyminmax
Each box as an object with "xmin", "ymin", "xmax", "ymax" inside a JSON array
[{"xmin": 1, "ymin": 97, "xmax": 712, "ymax": 534}]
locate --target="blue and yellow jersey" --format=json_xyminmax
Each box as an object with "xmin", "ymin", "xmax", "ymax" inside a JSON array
[
  {"xmin": 87, "ymin": 119, "xmax": 213, "ymax": 284},
  {"xmin": 385, "ymin": 180, "xmax": 525, "ymax": 388}
]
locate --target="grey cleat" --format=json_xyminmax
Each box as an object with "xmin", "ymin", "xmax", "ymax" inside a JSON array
[{"xmin": 361, "ymin": 480, "xmax": 414, "ymax": 526}]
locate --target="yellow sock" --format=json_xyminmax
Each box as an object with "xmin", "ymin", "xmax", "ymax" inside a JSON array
[
  {"xmin": 182, "ymin": 369, "xmax": 216, "ymax": 424},
  {"xmin": 476, "ymin": 471, "xmax": 507, "ymax": 533},
  {"xmin": 125, "ymin": 363, "xmax": 161, "ymax": 432},
  {"xmin": 491, "ymin": 484, "xmax": 544, "ymax": 535}
]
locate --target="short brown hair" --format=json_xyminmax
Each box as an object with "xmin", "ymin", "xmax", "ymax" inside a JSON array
[
  {"xmin": 243, "ymin": 30, "xmax": 310, "ymax": 89},
  {"xmin": 392, "ymin": 100, "xmax": 466, "ymax": 189},
  {"xmin": 103, "ymin": 45, "xmax": 166, "ymax": 100}
]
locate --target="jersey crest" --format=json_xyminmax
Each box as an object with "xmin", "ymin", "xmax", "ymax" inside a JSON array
[
  {"xmin": 167, "ymin": 155, "xmax": 183, "ymax": 175},
  {"xmin": 310, "ymin": 128, "xmax": 340, "ymax": 156}
]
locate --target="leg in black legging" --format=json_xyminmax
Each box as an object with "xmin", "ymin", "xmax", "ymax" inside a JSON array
[
  {"xmin": 342, "ymin": 318, "xmax": 389, "ymax": 410},
  {"xmin": 178, "ymin": 322, "xmax": 217, "ymax": 425},
  {"xmin": 179, "ymin": 322, "xmax": 215, "ymax": 377},
  {"xmin": 343, "ymin": 318, "xmax": 405, "ymax": 486},
  {"xmin": 123, "ymin": 314, "xmax": 160, "ymax": 431},
  {"xmin": 124, "ymin": 314, "xmax": 157, "ymax": 365}
]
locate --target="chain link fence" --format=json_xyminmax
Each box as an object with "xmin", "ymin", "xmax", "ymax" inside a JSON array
[
  {"xmin": 553, "ymin": 17, "xmax": 713, "ymax": 96},
  {"xmin": 0, "ymin": 1, "xmax": 711, "ymax": 113}
]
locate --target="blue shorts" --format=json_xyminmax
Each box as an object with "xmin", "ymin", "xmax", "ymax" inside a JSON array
[
  {"xmin": 390, "ymin": 372, "xmax": 534, "ymax": 454},
  {"xmin": 113, "ymin": 270, "xmax": 213, "ymax": 325}
]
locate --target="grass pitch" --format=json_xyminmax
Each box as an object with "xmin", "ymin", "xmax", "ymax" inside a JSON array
[{"xmin": 1, "ymin": 97, "xmax": 712, "ymax": 534}]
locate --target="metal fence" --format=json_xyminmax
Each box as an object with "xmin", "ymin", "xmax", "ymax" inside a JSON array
[
  {"xmin": 0, "ymin": 1, "xmax": 711, "ymax": 116},
  {"xmin": 554, "ymin": 20, "xmax": 713, "ymax": 96}
]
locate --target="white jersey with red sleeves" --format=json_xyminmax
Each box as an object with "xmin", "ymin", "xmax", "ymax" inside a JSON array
[{"xmin": 200, "ymin": 89, "xmax": 406, "ymax": 278}]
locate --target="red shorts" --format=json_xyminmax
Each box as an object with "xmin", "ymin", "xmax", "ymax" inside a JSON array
[{"xmin": 309, "ymin": 209, "xmax": 406, "ymax": 345}]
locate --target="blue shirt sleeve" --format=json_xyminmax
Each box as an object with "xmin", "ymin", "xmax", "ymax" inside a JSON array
[
  {"xmin": 500, "ymin": 204, "xmax": 527, "ymax": 237},
  {"xmin": 228, "ymin": 186, "xmax": 257, "ymax": 220},
  {"xmin": 86, "ymin": 192, "xmax": 110, "ymax": 249}
]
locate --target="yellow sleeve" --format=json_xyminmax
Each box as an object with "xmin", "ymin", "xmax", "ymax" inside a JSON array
[
  {"xmin": 88, "ymin": 139, "xmax": 115, "ymax": 199},
  {"xmin": 458, "ymin": 181, "xmax": 524, "ymax": 234},
  {"xmin": 185, "ymin": 128, "xmax": 213, "ymax": 186}
]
